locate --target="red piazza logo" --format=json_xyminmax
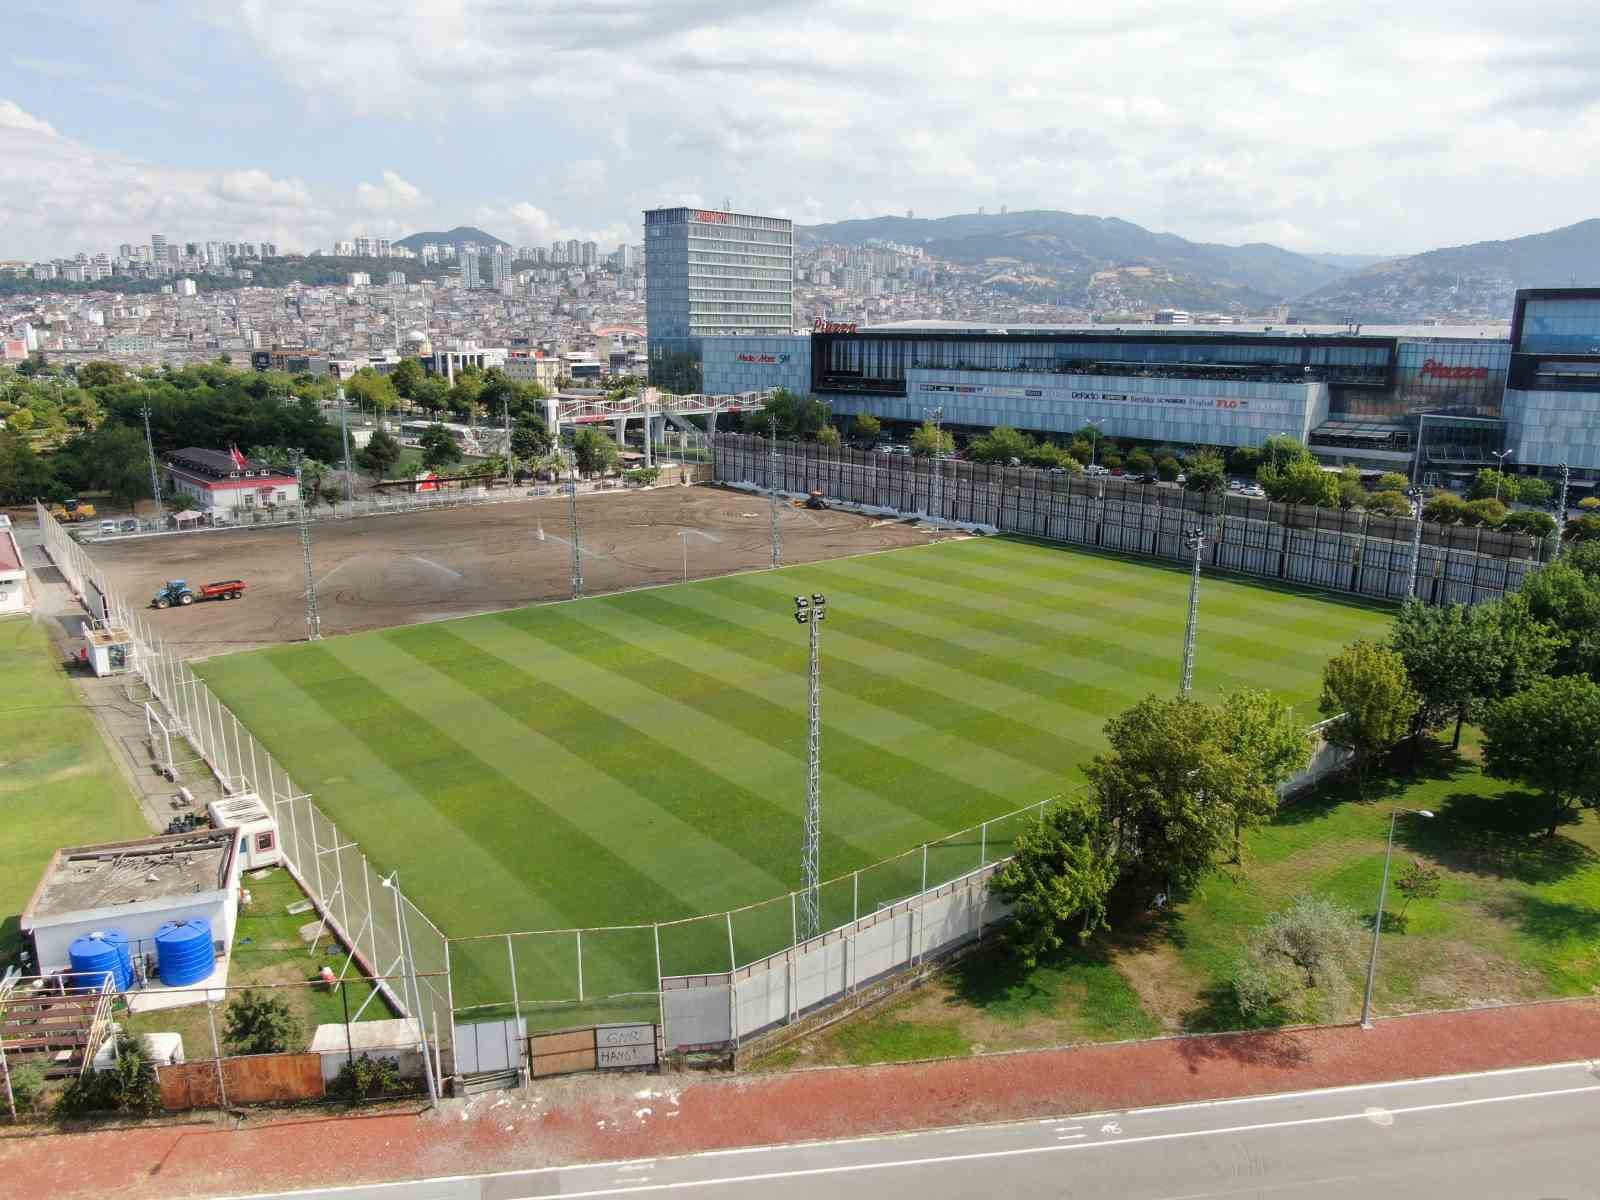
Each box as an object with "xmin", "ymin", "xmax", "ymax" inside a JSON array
[
  {"xmin": 1419, "ymin": 358, "xmax": 1489, "ymax": 381},
  {"xmin": 813, "ymin": 319, "xmax": 859, "ymax": 334},
  {"xmin": 692, "ymin": 210, "xmax": 731, "ymax": 224}
]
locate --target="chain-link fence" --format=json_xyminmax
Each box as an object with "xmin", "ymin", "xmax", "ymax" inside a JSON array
[{"xmin": 713, "ymin": 433, "xmax": 1548, "ymax": 606}]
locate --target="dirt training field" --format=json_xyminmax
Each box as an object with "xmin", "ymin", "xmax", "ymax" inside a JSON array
[{"xmin": 88, "ymin": 485, "xmax": 944, "ymax": 656}]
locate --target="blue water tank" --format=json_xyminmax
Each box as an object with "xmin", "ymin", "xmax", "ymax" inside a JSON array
[
  {"xmin": 68, "ymin": 930, "xmax": 133, "ymax": 991},
  {"xmin": 154, "ymin": 918, "xmax": 216, "ymax": 986}
]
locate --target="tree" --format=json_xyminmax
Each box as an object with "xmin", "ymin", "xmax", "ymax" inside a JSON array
[
  {"xmin": 1214, "ymin": 688, "xmax": 1312, "ymax": 858},
  {"xmin": 1319, "ymin": 642, "xmax": 1418, "ymax": 796},
  {"xmin": 389, "ymin": 357, "xmax": 424, "ymax": 400},
  {"xmin": 1066, "ymin": 437, "xmax": 1094, "ymax": 465},
  {"xmin": 1226, "ymin": 446, "xmax": 1263, "ymax": 476},
  {"xmin": 1518, "ymin": 562, "xmax": 1600, "ymax": 679},
  {"xmin": 1481, "ymin": 593, "xmax": 1558, "ymax": 700},
  {"xmin": 1462, "ymin": 498, "xmax": 1507, "ymax": 527},
  {"xmin": 1389, "ymin": 600, "xmax": 1500, "ymax": 750},
  {"xmin": 1365, "ymin": 490, "xmax": 1412, "ymax": 518},
  {"xmin": 413, "ymin": 377, "xmax": 449, "ymax": 414},
  {"xmin": 966, "ymin": 425, "xmax": 1033, "ymax": 465},
  {"xmin": 1502, "ymin": 510, "xmax": 1557, "ymax": 538},
  {"xmin": 1517, "ymin": 476, "xmax": 1554, "ymax": 508},
  {"xmin": 1564, "ymin": 514, "xmax": 1600, "ymax": 542},
  {"xmin": 1480, "ymin": 674, "xmax": 1600, "ymax": 837},
  {"xmin": 1558, "ymin": 540, "xmax": 1600, "ymax": 583},
  {"xmin": 343, "ymin": 368, "xmax": 398, "ymax": 418},
  {"xmin": 1376, "ymin": 471, "xmax": 1411, "ymax": 494},
  {"xmin": 853, "ymin": 413, "xmax": 882, "ymax": 442},
  {"xmin": 7, "ymin": 407, "xmax": 36, "ymax": 433},
  {"xmin": 77, "ymin": 360, "xmax": 126, "ymax": 389},
  {"xmin": 989, "ymin": 792, "xmax": 1119, "ymax": 967},
  {"xmin": 1261, "ymin": 433, "xmax": 1314, "ymax": 472},
  {"xmin": 910, "ymin": 418, "xmax": 954, "ymax": 458},
  {"xmin": 1466, "ymin": 469, "xmax": 1521, "ymax": 503},
  {"xmin": 79, "ymin": 424, "xmax": 154, "ymax": 506},
  {"xmin": 418, "ymin": 424, "xmax": 462, "ymax": 472},
  {"xmin": 510, "ymin": 415, "xmax": 553, "ymax": 462},
  {"xmin": 0, "ymin": 429, "xmax": 60, "ymax": 502},
  {"xmin": 1337, "ymin": 478, "xmax": 1368, "ymax": 510},
  {"xmin": 1422, "ymin": 491, "xmax": 1468, "ymax": 524},
  {"xmin": 1156, "ymin": 454, "xmax": 1181, "ymax": 482},
  {"xmin": 746, "ymin": 388, "xmax": 830, "ymax": 440},
  {"xmin": 1394, "ymin": 859, "xmax": 1442, "ymax": 917},
  {"xmin": 1182, "ymin": 450, "xmax": 1226, "ymax": 493},
  {"xmin": 1232, "ymin": 894, "xmax": 1364, "ymax": 1020},
  {"xmin": 817, "ymin": 424, "xmax": 841, "ymax": 449},
  {"xmin": 1259, "ymin": 458, "xmax": 1338, "ymax": 506},
  {"xmin": 223, "ymin": 988, "xmax": 302, "ymax": 1055},
  {"xmin": 355, "ymin": 428, "xmax": 402, "ymax": 480},
  {"xmin": 573, "ymin": 426, "xmax": 620, "ymax": 476},
  {"xmin": 1086, "ymin": 695, "xmax": 1252, "ymax": 894},
  {"xmin": 1124, "ymin": 448, "xmax": 1155, "ymax": 478},
  {"xmin": 1580, "ymin": 496, "xmax": 1600, "ymax": 513}
]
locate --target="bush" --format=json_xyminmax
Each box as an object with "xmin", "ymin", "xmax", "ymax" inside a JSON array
[
  {"xmin": 1125, "ymin": 449, "xmax": 1155, "ymax": 477},
  {"xmin": 622, "ymin": 467, "xmax": 661, "ymax": 487},
  {"xmin": 1232, "ymin": 895, "xmax": 1364, "ymax": 1022},
  {"xmin": 1579, "ymin": 496, "xmax": 1600, "ymax": 512},
  {"xmin": 1423, "ymin": 491, "xmax": 1468, "ymax": 524},
  {"xmin": 9, "ymin": 1062, "xmax": 46, "ymax": 1112},
  {"xmin": 1183, "ymin": 451, "xmax": 1226, "ymax": 493},
  {"xmin": 329, "ymin": 1054, "xmax": 405, "ymax": 1101},
  {"xmin": 1156, "ymin": 455, "xmax": 1181, "ymax": 482},
  {"xmin": 1365, "ymin": 490, "xmax": 1412, "ymax": 517},
  {"xmin": 1502, "ymin": 510, "xmax": 1557, "ymax": 538},
  {"xmin": 224, "ymin": 988, "xmax": 302, "ymax": 1056},
  {"xmin": 52, "ymin": 1034, "xmax": 161, "ymax": 1118},
  {"xmin": 1462, "ymin": 497, "xmax": 1507, "ymax": 527},
  {"xmin": 1564, "ymin": 514, "xmax": 1600, "ymax": 542},
  {"xmin": 1376, "ymin": 471, "xmax": 1411, "ymax": 493}
]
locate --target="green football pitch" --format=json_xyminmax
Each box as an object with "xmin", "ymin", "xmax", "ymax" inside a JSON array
[{"xmin": 198, "ymin": 537, "xmax": 1392, "ymax": 1003}]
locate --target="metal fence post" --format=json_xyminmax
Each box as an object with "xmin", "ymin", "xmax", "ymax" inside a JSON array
[
  {"xmin": 790, "ymin": 891, "xmax": 798, "ymax": 947},
  {"xmin": 921, "ymin": 843, "xmax": 928, "ymax": 893},
  {"xmin": 362, "ymin": 854, "xmax": 379, "ymax": 973},
  {"xmin": 725, "ymin": 911, "xmax": 737, "ymax": 970},
  {"xmin": 506, "ymin": 935, "xmax": 520, "ymax": 1020},
  {"xmin": 979, "ymin": 821, "xmax": 987, "ymax": 868},
  {"xmin": 575, "ymin": 929, "xmax": 584, "ymax": 1003},
  {"xmin": 853, "ymin": 870, "xmax": 859, "ymax": 922},
  {"xmin": 652, "ymin": 923, "xmax": 663, "ymax": 992}
]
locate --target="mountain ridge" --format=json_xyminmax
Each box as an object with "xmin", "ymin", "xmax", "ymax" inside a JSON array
[{"xmin": 395, "ymin": 226, "xmax": 509, "ymax": 252}]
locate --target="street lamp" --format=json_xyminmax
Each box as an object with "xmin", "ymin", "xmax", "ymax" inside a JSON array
[
  {"xmin": 793, "ymin": 593, "xmax": 827, "ymax": 941},
  {"xmin": 1087, "ymin": 419, "xmax": 1105, "ymax": 471},
  {"xmin": 1270, "ymin": 431, "xmax": 1288, "ymax": 473},
  {"xmin": 1491, "ymin": 449, "xmax": 1514, "ymax": 501},
  {"xmin": 1360, "ymin": 808, "xmax": 1434, "ymax": 1028}
]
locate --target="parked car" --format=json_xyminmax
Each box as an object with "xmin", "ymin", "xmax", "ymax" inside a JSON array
[
  {"xmin": 120, "ymin": 518, "xmax": 140, "ymax": 533},
  {"xmin": 1084, "ymin": 464, "xmax": 1110, "ymax": 476},
  {"xmin": 97, "ymin": 519, "xmax": 117, "ymax": 536}
]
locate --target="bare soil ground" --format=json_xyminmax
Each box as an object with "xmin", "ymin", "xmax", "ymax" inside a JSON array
[{"xmin": 86, "ymin": 486, "xmax": 946, "ymax": 658}]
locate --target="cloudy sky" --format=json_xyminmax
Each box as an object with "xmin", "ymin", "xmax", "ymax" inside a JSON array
[{"xmin": 4, "ymin": 0, "xmax": 1596, "ymax": 261}]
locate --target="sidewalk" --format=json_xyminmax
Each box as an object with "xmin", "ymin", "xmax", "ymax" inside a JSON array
[{"xmin": 4, "ymin": 997, "xmax": 1597, "ymax": 1199}]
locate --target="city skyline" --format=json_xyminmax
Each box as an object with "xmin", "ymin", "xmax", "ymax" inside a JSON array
[{"xmin": 5, "ymin": 1, "xmax": 1599, "ymax": 262}]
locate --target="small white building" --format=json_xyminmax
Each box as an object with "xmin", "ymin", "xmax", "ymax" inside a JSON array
[
  {"xmin": 208, "ymin": 794, "xmax": 282, "ymax": 870},
  {"xmin": 0, "ymin": 514, "xmax": 29, "ymax": 616},
  {"xmin": 165, "ymin": 447, "xmax": 299, "ymax": 517},
  {"xmin": 21, "ymin": 830, "xmax": 241, "ymax": 995}
]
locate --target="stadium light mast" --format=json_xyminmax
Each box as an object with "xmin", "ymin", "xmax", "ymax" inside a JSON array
[
  {"xmin": 1554, "ymin": 462, "xmax": 1571, "ymax": 561},
  {"xmin": 337, "ymin": 386, "xmax": 355, "ymax": 503},
  {"xmin": 1179, "ymin": 526, "xmax": 1204, "ymax": 695},
  {"xmin": 568, "ymin": 455, "xmax": 583, "ymax": 600},
  {"xmin": 292, "ymin": 451, "xmax": 321, "ymax": 641},
  {"xmin": 793, "ymin": 592, "xmax": 827, "ymax": 941},
  {"xmin": 769, "ymin": 413, "xmax": 782, "ymax": 569},
  {"xmin": 140, "ymin": 405, "xmax": 162, "ymax": 514},
  {"xmin": 925, "ymin": 404, "xmax": 944, "ymax": 519}
]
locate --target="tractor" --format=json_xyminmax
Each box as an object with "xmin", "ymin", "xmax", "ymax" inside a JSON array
[{"xmin": 152, "ymin": 580, "xmax": 197, "ymax": 609}]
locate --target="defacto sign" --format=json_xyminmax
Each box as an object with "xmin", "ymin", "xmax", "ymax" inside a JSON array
[
  {"xmin": 1419, "ymin": 358, "xmax": 1490, "ymax": 381},
  {"xmin": 813, "ymin": 319, "xmax": 859, "ymax": 334},
  {"xmin": 692, "ymin": 210, "xmax": 731, "ymax": 224},
  {"xmin": 1069, "ymin": 389, "xmax": 1252, "ymax": 410},
  {"xmin": 736, "ymin": 353, "xmax": 791, "ymax": 364}
]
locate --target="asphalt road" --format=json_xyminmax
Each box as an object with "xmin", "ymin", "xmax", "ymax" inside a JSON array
[{"xmin": 230, "ymin": 1060, "xmax": 1600, "ymax": 1199}]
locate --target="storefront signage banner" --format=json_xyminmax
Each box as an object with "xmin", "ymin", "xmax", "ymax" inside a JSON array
[
  {"xmin": 918, "ymin": 382, "xmax": 1251, "ymax": 409},
  {"xmin": 736, "ymin": 353, "xmax": 791, "ymax": 364}
]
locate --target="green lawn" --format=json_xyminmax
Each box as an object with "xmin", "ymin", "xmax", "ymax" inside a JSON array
[
  {"xmin": 197, "ymin": 537, "xmax": 1393, "ymax": 1008},
  {"xmin": 0, "ymin": 619, "xmax": 146, "ymax": 965}
]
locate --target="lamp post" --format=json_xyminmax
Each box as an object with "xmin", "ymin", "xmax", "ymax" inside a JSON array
[
  {"xmin": 793, "ymin": 592, "xmax": 827, "ymax": 941},
  {"xmin": 1361, "ymin": 808, "xmax": 1434, "ymax": 1028},
  {"xmin": 1087, "ymin": 419, "xmax": 1104, "ymax": 471},
  {"xmin": 1491, "ymin": 449, "xmax": 1514, "ymax": 501},
  {"xmin": 1179, "ymin": 527, "xmax": 1204, "ymax": 695},
  {"xmin": 381, "ymin": 870, "xmax": 438, "ymax": 1103},
  {"xmin": 1270, "ymin": 431, "xmax": 1288, "ymax": 474}
]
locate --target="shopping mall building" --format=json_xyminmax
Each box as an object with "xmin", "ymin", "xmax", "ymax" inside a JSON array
[{"xmin": 680, "ymin": 290, "xmax": 1600, "ymax": 486}]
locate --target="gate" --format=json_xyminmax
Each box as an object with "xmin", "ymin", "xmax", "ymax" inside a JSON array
[{"xmin": 529, "ymin": 1023, "xmax": 659, "ymax": 1078}]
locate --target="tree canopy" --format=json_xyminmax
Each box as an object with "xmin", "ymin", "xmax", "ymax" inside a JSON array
[
  {"xmin": 1481, "ymin": 674, "xmax": 1600, "ymax": 837},
  {"xmin": 1319, "ymin": 642, "xmax": 1418, "ymax": 795},
  {"xmin": 989, "ymin": 791, "xmax": 1118, "ymax": 968}
]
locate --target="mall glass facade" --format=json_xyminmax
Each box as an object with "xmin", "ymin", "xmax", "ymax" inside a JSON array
[{"xmin": 1504, "ymin": 290, "xmax": 1600, "ymax": 473}]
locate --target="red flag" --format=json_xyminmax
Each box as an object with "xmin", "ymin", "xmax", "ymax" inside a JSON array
[{"xmin": 229, "ymin": 445, "xmax": 249, "ymax": 470}]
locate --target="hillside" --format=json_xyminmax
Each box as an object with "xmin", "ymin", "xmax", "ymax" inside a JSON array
[
  {"xmin": 1295, "ymin": 219, "xmax": 1600, "ymax": 322},
  {"xmin": 395, "ymin": 226, "xmax": 509, "ymax": 253},
  {"xmin": 796, "ymin": 210, "xmax": 1349, "ymax": 308}
]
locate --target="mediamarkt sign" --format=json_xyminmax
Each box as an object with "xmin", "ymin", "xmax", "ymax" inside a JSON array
[
  {"xmin": 736, "ymin": 353, "xmax": 791, "ymax": 365},
  {"xmin": 813, "ymin": 318, "xmax": 859, "ymax": 334},
  {"xmin": 1418, "ymin": 358, "xmax": 1490, "ymax": 381}
]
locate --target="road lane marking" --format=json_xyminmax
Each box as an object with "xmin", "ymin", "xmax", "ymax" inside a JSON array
[{"xmin": 526, "ymin": 1083, "xmax": 1600, "ymax": 1199}]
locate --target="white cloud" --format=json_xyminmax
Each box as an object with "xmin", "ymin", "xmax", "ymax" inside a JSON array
[
  {"xmin": 208, "ymin": 0, "xmax": 1600, "ymax": 253},
  {"xmin": 355, "ymin": 170, "xmax": 425, "ymax": 215},
  {"xmin": 0, "ymin": 98, "xmax": 56, "ymax": 136}
]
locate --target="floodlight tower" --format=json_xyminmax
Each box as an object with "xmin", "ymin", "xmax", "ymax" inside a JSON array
[
  {"xmin": 293, "ymin": 451, "xmax": 321, "ymax": 640},
  {"xmin": 925, "ymin": 404, "xmax": 944, "ymax": 519},
  {"xmin": 793, "ymin": 592, "xmax": 827, "ymax": 940},
  {"xmin": 568, "ymin": 457, "xmax": 583, "ymax": 599},
  {"xmin": 1554, "ymin": 461, "xmax": 1571, "ymax": 561},
  {"xmin": 1179, "ymin": 527, "xmax": 1204, "ymax": 695},
  {"xmin": 140, "ymin": 405, "xmax": 162, "ymax": 512},
  {"xmin": 337, "ymin": 386, "xmax": 355, "ymax": 502},
  {"xmin": 769, "ymin": 413, "xmax": 782, "ymax": 569},
  {"xmin": 1407, "ymin": 498, "xmax": 1425, "ymax": 599}
]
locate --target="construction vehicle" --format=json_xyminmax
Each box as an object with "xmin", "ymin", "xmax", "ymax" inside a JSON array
[
  {"xmin": 795, "ymin": 490, "xmax": 829, "ymax": 511},
  {"xmin": 151, "ymin": 579, "xmax": 246, "ymax": 609},
  {"xmin": 48, "ymin": 498, "xmax": 97, "ymax": 523}
]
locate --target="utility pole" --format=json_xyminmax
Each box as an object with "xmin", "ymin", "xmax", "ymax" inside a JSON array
[
  {"xmin": 926, "ymin": 405, "xmax": 944, "ymax": 519},
  {"xmin": 337, "ymin": 386, "xmax": 355, "ymax": 503},
  {"xmin": 293, "ymin": 452, "xmax": 321, "ymax": 640},
  {"xmin": 140, "ymin": 405, "xmax": 162, "ymax": 515},
  {"xmin": 568, "ymin": 460, "xmax": 583, "ymax": 600},
  {"xmin": 793, "ymin": 592, "xmax": 827, "ymax": 941},
  {"xmin": 1179, "ymin": 527, "xmax": 1204, "ymax": 695},
  {"xmin": 769, "ymin": 414, "xmax": 781, "ymax": 569},
  {"xmin": 1554, "ymin": 462, "xmax": 1571, "ymax": 561},
  {"xmin": 1407, "ymin": 500, "xmax": 1425, "ymax": 600}
]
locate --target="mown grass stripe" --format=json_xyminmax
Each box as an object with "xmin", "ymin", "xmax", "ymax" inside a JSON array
[
  {"xmin": 506, "ymin": 603, "xmax": 1019, "ymax": 848},
  {"xmin": 394, "ymin": 620, "xmax": 873, "ymax": 891}
]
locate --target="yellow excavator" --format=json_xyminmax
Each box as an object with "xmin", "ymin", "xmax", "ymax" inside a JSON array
[{"xmin": 48, "ymin": 498, "xmax": 97, "ymax": 523}]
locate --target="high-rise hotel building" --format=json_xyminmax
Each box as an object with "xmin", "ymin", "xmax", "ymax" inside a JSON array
[{"xmin": 644, "ymin": 207, "xmax": 793, "ymax": 392}]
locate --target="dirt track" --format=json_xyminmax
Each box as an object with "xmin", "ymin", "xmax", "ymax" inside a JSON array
[{"xmin": 87, "ymin": 485, "xmax": 944, "ymax": 657}]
